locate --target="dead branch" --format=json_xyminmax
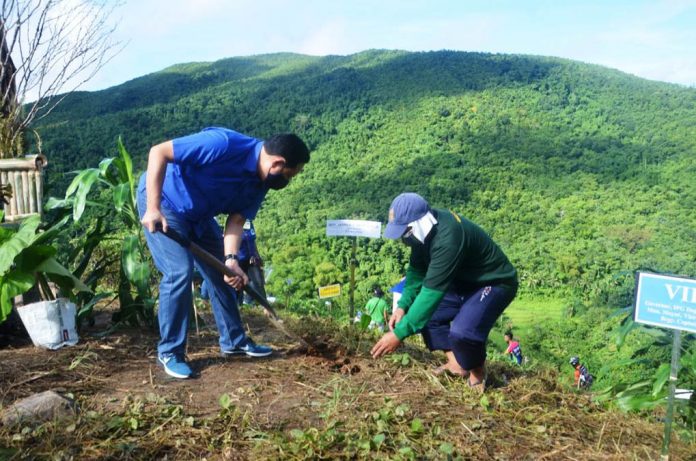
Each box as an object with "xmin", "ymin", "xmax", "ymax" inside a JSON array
[{"xmin": 0, "ymin": 0, "xmax": 122, "ymax": 157}]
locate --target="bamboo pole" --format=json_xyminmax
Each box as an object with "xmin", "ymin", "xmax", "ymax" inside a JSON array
[
  {"xmin": 28, "ymin": 171, "xmax": 37, "ymax": 214},
  {"xmin": 13, "ymin": 171, "xmax": 22, "ymax": 216},
  {"xmin": 21, "ymin": 171, "xmax": 30, "ymax": 214},
  {"xmin": 0, "ymin": 155, "xmax": 47, "ymax": 221},
  {"xmin": 10, "ymin": 172, "xmax": 17, "ymax": 217},
  {"xmin": 35, "ymin": 170, "xmax": 43, "ymax": 218},
  {"xmin": 0, "ymin": 156, "xmax": 44, "ymax": 170}
]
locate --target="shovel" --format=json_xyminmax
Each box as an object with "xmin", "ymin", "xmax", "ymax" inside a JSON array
[{"xmin": 156, "ymin": 226, "xmax": 311, "ymax": 350}]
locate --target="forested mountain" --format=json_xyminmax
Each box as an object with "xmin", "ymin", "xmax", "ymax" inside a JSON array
[{"xmin": 33, "ymin": 50, "xmax": 696, "ymax": 307}]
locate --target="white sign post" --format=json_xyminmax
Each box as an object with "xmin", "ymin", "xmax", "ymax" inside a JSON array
[
  {"xmin": 634, "ymin": 271, "xmax": 696, "ymax": 461},
  {"xmin": 326, "ymin": 220, "xmax": 382, "ymax": 239},
  {"xmin": 325, "ymin": 220, "xmax": 382, "ymax": 317}
]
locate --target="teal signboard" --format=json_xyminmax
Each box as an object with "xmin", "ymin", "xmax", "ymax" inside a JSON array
[{"xmin": 634, "ymin": 272, "xmax": 696, "ymax": 334}]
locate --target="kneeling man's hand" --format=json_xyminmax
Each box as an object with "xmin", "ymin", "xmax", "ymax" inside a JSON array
[
  {"xmin": 371, "ymin": 332, "xmax": 402, "ymax": 359},
  {"xmin": 388, "ymin": 308, "xmax": 405, "ymax": 331}
]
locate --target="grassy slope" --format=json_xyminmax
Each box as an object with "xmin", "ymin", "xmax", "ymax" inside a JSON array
[
  {"xmin": 505, "ymin": 298, "xmax": 566, "ymax": 329},
  {"xmin": 1, "ymin": 311, "xmax": 693, "ymax": 460},
  {"xmin": 28, "ymin": 51, "xmax": 696, "ymax": 423}
]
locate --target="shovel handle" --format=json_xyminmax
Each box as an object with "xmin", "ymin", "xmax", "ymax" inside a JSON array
[
  {"xmin": 154, "ymin": 225, "xmax": 280, "ymax": 321},
  {"xmin": 156, "ymin": 225, "xmax": 191, "ymax": 248}
]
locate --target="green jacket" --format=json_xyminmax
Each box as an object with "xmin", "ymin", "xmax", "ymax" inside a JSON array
[{"xmin": 393, "ymin": 208, "xmax": 517, "ymax": 340}]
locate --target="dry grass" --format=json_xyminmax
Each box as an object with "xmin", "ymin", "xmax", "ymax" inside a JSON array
[{"xmin": 0, "ymin": 311, "xmax": 694, "ymax": 460}]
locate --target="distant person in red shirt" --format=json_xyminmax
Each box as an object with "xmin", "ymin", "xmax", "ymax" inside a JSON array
[
  {"xmin": 504, "ymin": 331, "xmax": 523, "ymax": 365},
  {"xmin": 570, "ymin": 356, "xmax": 594, "ymax": 389}
]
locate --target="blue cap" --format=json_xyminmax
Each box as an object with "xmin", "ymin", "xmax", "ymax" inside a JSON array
[{"xmin": 384, "ymin": 193, "xmax": 430, "ymax": 239}]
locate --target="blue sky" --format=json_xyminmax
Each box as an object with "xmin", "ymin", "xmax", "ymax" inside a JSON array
[{"xmin": 86, "ymin": 0, "xmax": 696, "ymax": 91}]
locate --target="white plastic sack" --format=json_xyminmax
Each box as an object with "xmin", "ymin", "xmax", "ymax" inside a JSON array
[{"xmin": 16, "ymin": 298, "xmax": 79, "ymax": 350}]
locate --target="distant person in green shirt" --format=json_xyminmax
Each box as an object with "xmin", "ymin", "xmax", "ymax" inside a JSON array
[
  {"xmin": 364, "ymin": 286, "xmax": 389, "ymax": 331},
  {"xmin": 371, "ymin": 193, "xmax": 518, "ymax": 392}
]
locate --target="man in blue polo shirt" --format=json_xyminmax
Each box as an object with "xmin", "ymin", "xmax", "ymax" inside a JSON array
[{"xmin": 138, "ymin": 127, "xmax": 309, "ymax": 379}]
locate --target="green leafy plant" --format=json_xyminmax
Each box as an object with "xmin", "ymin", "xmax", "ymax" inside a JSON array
[
  {"xmin": 595, "ymin": 312, "xmax": 696, "ymax": 439},
  {"xmin": 0, "ymin": 212, "xmax": 90, "ymax": 323},
  {"xmin": 53, "ymin": 138, "xmax": 155, "ymax": 327},
  {"xmin": 357, "ymin": 312, "xmax": 371, "ymax": 331},
  {"xmin": 387, "ymin": 352, "xmax": 412, "ymax": 367}
]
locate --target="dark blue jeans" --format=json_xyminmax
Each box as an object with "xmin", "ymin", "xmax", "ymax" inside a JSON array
[
  {"xmin": 421, "ymin": 284, "xmax": 517, "ymax": 370},
  {"xmin": 137, "ymin": 176, "xmax": 247, "ymax": 358}
]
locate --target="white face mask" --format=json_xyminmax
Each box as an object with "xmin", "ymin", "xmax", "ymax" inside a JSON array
[{"xmin": 407, "ymin": 212, "xmax": 437, "ymax": 244}]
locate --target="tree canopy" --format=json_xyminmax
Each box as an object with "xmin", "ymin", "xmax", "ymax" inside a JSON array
[{"xmin": 31, "ymin": 50, "xmax": 696, "ymax": 308}]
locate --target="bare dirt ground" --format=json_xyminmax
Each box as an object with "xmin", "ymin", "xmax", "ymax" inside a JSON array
[
  {"xmin": 1, "ymin": 310, "xmax": 695, "ymax": 460},
  {"xmin": 1, "ymin": 311, "xmax": 368, "ymax": 425}
]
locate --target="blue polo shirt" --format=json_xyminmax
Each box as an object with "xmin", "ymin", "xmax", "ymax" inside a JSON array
[
  {"xmin": 390, "ymin": 277, "xmax": 406, "ymax": 294},
  {"xmin": 160, "ymin": 127, "xmax": 267, "ymax": 222}
]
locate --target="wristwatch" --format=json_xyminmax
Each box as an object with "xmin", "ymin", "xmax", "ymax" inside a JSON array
[{"xmin": 224, "ymin": 254, "xmax": 239, "ymax": 262}]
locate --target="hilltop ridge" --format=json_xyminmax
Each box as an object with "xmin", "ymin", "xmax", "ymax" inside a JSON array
[{"xmin": 33, "ymin": 49, "xmax": 696, "ymax": 307}]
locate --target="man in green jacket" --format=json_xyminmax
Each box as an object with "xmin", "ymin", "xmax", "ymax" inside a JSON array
[{"xmin": 371, "ymin": 193, "xmax": 518, "ymax": 391}]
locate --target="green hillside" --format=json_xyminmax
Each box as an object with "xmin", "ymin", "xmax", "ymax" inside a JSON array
[{"xmin": 33, "ymin": 50, "xmax": 696, "ymax": 311}]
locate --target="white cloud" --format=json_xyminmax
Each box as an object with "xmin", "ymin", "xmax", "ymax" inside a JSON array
[
  {"xmin": 298, "ymin": 21, "xmax": 352, "ymax": 56},
  {"xmin": 572, "ymin": 23, "xmax": 696, "ymax": 85},
  {"xmin": 601, "ymin": 56, "xmax": 696, "ymax": 86}
]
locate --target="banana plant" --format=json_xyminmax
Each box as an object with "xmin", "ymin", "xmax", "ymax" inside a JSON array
[
  {"xmin": 54, "ymin": 138, "xmax": 155, "ymax": 327},
  {"xmin": 0, "ymin": 212, "xmax": 90, "ymax": 323}
]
